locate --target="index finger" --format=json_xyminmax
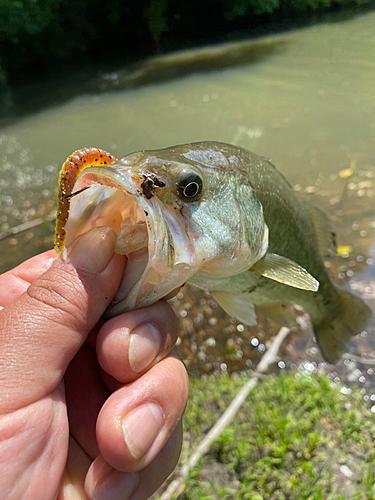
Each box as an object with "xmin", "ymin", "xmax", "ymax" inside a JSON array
[{"xmin": 0, "ymin": 250, "xmax": 57, "ymax": 308}]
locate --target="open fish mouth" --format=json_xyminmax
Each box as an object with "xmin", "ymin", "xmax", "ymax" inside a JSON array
[{"xmin": 63, "ymin": 164, "xmax": 196, "ymax": 317}]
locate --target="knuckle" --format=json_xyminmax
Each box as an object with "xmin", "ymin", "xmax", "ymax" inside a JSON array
[
  {"xmin": 157, "ymin": 357, "xmax": 189, "ymax": 403},
  {"xmin": 26, "ymin": 267, "xmax": 87, "ymax": 327}
]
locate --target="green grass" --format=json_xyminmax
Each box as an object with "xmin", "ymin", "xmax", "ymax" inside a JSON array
[{"xmin": 176, "ymin": 372, "xmax": 375, "ymax": 500}]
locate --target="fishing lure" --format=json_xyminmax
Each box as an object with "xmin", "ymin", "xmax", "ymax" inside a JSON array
[{"xmin": 54, "ymin": 148, "xmax": 116, "ymax": 254}]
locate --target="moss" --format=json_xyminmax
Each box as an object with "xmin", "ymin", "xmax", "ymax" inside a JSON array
[{"xmin": 178, "ymin": 372, "xmax": 375, "ymax": 499}]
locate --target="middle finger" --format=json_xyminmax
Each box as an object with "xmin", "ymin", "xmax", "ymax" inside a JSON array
[{"xmin": 96, "ymin": 300, "xmax": 179, "ymax": 384}]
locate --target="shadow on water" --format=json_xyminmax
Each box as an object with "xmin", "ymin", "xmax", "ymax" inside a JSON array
[
  {"xmin": 1, "ymin": 37, "xmax": 290, "ymax": 125},
  {"xmin": 2, "ymin": 2, "xmax": 374, "ymax": 122},
  {"xmin": 90, "ymin": 38, "xmax": 291, "ymax": 92}
]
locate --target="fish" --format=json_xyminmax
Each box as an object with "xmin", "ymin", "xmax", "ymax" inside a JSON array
[{"xmin": 54, "ymin": 142, "xmax": 371, "ymax": 364}]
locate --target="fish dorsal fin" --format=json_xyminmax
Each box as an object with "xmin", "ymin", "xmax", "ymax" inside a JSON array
[
  {"xmin": 304, "ymin": 203, "xmax": 337, "ymax": 258},
  {"xmin": 211, "ymin": 291, "xmax": 257, "ymax": 326},
  {"xmin": 250, "ymin": 253, "xmax": 319, "ymax": 292}
]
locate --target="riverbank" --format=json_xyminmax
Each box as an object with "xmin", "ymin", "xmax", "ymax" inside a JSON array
[
  {"xmin": 1, "ymin": 1, "xmax": 375, "ymax": 118},
  {"xmin": 167, "ymin": 371, "xmax": 375, "ymax": 499}
]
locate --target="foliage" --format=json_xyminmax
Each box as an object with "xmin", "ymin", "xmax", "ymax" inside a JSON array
[
  {"xmin": 0, "ymin": 0, "xmax": 62, "ymax": 41},
  {"xmin": 222, "ymin": 0, "xmax": 280, "ymax": 20},
  {"xmin": 0, "ymin": 0, "xmax": 374, "ymax": 83},
  {"xmin": 144, "ymin": 0, "xmax": 170, "ymax": 41},
  {"xmin": 285, "ymin": 0, "xmax": 336, "ymax": 10},
  {"xmin": 284, "ymin": 0, "xmax": 370, "ymax": 10}
]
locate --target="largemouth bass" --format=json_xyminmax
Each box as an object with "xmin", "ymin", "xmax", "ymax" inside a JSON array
[{"xmin": 54, "ymin": 142, "xmax": 371, "ymax": 364}]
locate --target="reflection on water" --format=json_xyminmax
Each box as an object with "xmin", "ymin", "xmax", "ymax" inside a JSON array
[{"xmin": 0, "ymin": 10, "xmax": 374, "ymax": 389}]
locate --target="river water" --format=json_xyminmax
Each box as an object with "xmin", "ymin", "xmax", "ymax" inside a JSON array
[{"xmin": 0, "ymin": 10, "xmax": 374, "ymax": 391}]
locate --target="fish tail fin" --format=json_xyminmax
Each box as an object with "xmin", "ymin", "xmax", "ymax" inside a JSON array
[{"xmin": 313, "ymin": 288, "xmax": 372, "ymax": 364}]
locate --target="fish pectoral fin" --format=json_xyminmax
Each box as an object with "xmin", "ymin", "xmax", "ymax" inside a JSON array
[
  {"xmin": 250, "ymin": 253, "xmax": 319, "ymax": 292},
  {"xmin": 211, "ymin": 291, "xmax": 257, "ymax": 326},
  {"xmin": 261, "ymin": 303, "xmax": 297, "ymax": 328}
]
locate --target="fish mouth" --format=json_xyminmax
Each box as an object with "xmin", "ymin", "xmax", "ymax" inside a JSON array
[{"xmin": 64, "ymin": 165, "xmax": 196, "ymax": 317}]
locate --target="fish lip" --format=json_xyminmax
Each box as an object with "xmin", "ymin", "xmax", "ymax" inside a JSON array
[{"xmin": 64, "ymin": 165, "xmax": 192, "ymax": 315}]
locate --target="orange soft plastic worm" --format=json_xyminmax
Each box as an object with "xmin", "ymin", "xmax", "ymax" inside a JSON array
[{"xmin": 54, "ymin": 148, "xmax": 117, "ymax": 254}]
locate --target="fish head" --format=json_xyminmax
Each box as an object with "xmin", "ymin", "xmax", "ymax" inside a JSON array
[{"xmin": 62, "ymin": 144, "xmax": 268, "ymax": 316}]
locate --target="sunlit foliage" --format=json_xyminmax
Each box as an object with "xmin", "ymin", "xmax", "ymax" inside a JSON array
[{"xmin": 0, "ymin": 0, "xmax": 374, "ymax": 83}]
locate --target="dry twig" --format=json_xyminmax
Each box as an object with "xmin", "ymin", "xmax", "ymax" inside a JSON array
[{"xmin": 0, "ymin": 216, "xmax": 56, "ymax": 241}]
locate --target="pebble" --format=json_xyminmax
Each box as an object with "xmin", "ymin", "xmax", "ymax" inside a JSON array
[{"xmin": 340, "ymin": 465, "xmax": 353, "ymax": 478}]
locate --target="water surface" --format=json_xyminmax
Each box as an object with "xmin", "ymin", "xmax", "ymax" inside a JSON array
[{"xmin": 0, "ymin": 10, "xmax": 374, "ymax": 389}]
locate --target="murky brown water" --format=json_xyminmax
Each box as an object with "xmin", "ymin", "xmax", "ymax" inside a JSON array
[{"xmin": 0, "ymin": 10, "xmax": 374, "ymax": 394}]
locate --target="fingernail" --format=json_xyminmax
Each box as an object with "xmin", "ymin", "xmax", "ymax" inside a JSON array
[
  {"xmin": 122, "ymin": 403, "xmax": 164, "ymax": 460},
  {"xmin": 61, "ymin": 227, "xmax": 116, "ymax": 274},
  {"xmin": 128, "ymin": 322, "xmax": 161, "ymax": 373},
  {"xmin": 94, "ymin": 470, "xmax": 138, "ymax": 500}
]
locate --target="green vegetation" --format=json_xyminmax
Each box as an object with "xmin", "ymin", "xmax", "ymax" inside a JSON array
[
  {"xmin": 178, "ymin": 371, "xmax": 375, "ymax": 499},
  {"xmin": 0, "ymin": 0, "xmax": 374, "ymax": 84},
  {"xmin": 222, "ymin": 0, "xmax": 280, "ymax": 20},
  {"xmin": 145, "ymin": 0, "xmax": 170, "ymax": 41}
]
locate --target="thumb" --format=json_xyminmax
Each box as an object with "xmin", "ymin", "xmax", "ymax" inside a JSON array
[{"xmin": 0, "ymin": 227, "xmax": 125, "ymax": 413}]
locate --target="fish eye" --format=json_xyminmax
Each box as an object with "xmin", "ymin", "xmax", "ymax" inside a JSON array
[{"xmin": 177, "ymin": 173, "xmax": 203, "ymax": 200}]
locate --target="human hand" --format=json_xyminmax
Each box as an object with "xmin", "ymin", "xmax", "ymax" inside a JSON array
[{"xmin": 0, "ymin": 227, "xmax": 188, "ymax": 500}]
